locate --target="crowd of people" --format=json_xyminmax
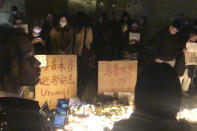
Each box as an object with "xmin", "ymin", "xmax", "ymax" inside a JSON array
[{"xmin": 8, "ymin": 5, "xmax": 197, "ymax": 98}]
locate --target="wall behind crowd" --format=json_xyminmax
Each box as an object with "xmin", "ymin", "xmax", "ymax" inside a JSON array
[
  {"xmin": 97, "ymin": 0, "xmax": 197, "ymax": 38},
  {"xmin": 67, "ymin": 0, "xmax": 96, "ymax": 16},
  {"xmin": 25, "ymin": 0, "xmax": 68, "ymax": 25},
  {"xmin": 0, "ymin": 0, "xmax": 25, "ymax": 24},
  {"xmin": 144, "ymin": 0, "xmax": 197, "ymax": 34}
]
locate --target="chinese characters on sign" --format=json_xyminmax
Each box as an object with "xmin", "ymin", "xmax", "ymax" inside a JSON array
[
  {"xmin": 98, "ymin": 61, "xmax": 137, "ymax": 95},
  {"xmin": 35, "ymin": 55, "xmax": 77, "ymax": 109}
]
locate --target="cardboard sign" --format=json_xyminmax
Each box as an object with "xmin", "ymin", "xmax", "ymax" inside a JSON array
[
  {"xmin": 129, "ymin": 32, "xmax": 140, "ymax": 42},
  {"xmin": 35, "ymin": 55, "xmax": 77, "ymax": 109},
  {"xmin": 98, "ymin": 61, "xmax": 137, "ymax": 95},
  {"xmin": 13, "ymin": 24, "xmax": 28, "ymax": 34}
]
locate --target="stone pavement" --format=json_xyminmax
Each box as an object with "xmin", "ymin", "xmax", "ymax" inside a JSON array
[{"xmin": 181, "ymin": 95, "xmax": 197, "ymax": 131}]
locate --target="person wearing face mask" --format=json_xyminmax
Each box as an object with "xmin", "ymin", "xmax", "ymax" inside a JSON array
[
  {"xmin": 31, "ymin": 24, "xmax": 46, "ymax": 54},
  {"xmin": 50, "ymin": 14, "xmax": 73, "ymax": 54},
  {"xmin": 122, "ymin": 20, "xmax": 142, "ymax": 61}
]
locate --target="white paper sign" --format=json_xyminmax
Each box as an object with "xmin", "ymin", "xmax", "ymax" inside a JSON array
[
  {"xmin": 35, "ymin": 55, "xmax": 47, "ymax": 67},
  {"xmin": 129, "ymin": 32, "xmax": 141, "ymax": 42},
  {"xmin": 186, "ymin": 42, "xmax": 197, "ymax": 52},
  {"xmin": 185, "ymin": 42, "xmax": 197, "ymax": 65}
]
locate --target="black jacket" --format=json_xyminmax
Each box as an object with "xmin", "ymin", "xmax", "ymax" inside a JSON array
[
  {"xmin": 0, "ymin": 97, "xmax": 48, "ymax": 131},
  {"xmin": 154, "ymin": 28, "xmax": 185, "ymax": 61}
]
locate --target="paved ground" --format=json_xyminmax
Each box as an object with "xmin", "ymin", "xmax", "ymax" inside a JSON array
[{"xmin": 180, "ymin": 95, "xmax": 197, "ymax": 131}]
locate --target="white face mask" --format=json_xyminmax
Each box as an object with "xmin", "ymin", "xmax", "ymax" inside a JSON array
[
  {"xmin": 33, "ymin": 27, "xmax": 42, "ymax": 34},
  {"xmin": 60, "ymin": 21, "xmax": 67, "ymax": 28}
]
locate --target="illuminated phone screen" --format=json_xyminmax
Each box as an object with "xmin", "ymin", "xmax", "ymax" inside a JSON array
[
  {"xmin": 53, "ymin": 99, "xmax": 69, "ymax": 128},
  {"xmin": 53, "ymin": 114, "xmax": 66, "ymax": 128}
]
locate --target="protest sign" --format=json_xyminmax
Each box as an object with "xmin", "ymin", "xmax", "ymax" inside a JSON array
[
  {"xmin": 98, "ymin": 61, "xmax": 137, "ymax": 95},
  {"xmin": 129, "ymin": 32, "xmax": 141, "ymax": 42},
  {"xmin": 35, "ymin": 55, "xmax": 77, "ymax": 109},
  {"xmin": 185, "ymin": 52, "xmax": 197, "ymax": 65},
  {"xmin": 185, "ymin": 42, "xmax": 197, "ymax": 65},
  {"xmin": 186, "ymin": 42, "xmax": 197, "ymax": 52}
]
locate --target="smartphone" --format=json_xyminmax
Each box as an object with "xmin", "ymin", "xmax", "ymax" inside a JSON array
[{"xmin": 53, "ymin": 99, "xmax": 69, "ymax": 128}]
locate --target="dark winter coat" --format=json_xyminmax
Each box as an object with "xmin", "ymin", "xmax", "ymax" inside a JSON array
[
  {"xmin": 154, "ymin": 28, "xmax": 185, "ymax": 61},
  {"xmin": 0, "ymin": 97, "xmax": 48, "ymax": 131}
]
